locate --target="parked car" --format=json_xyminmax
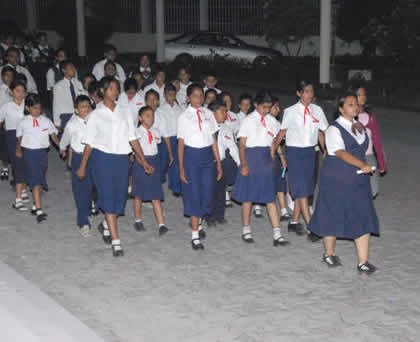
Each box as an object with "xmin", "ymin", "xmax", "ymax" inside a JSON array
[{"xmin": 165, "ymin": 32, "xmax": 281, "ymax": 67}]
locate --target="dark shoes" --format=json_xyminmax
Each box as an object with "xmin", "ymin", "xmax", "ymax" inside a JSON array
[
  {"xmin": 357, "ymin": 262, "xmax": 377, "ymax": 275},
  {"xmin": 323, "ymin": 255, "xmax": 342, "ymax": 267}
]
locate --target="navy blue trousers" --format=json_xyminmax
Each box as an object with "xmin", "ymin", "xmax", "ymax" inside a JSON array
[{"xmin": 72, "ymin": 152, "xmax": 93, "ymax": 227}]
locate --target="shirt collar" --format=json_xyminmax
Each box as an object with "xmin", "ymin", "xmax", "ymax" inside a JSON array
[{"xmin": 337, "ymin": 115, "xmax": 356, "ymax": 129}]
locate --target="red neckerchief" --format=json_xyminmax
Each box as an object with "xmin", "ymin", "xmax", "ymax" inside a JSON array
[
  {"xmin": 196, "ymin": 109, "xmax": 202, "ymax": 131},
  {"xmin": 304, "ymin": 106, "xmax": 319, "ymax": 125},
  {"xmin": 33, "ymin": 117, "xmax": 39, "ymax": 127}
]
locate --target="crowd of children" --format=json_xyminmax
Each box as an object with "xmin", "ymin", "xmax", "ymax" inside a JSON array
[{"xmin": 0, "ymin": 33, "xmax": 386, "ymax": 274}]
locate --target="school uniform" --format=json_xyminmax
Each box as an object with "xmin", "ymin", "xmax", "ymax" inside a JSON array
[
  {"xmin": 208, "ymin": 123, "xmax": 240, "ymax": 221},
  {"xmin": 92, "ymin": 58, "xmax": 126, "ymax": 84},
  {"xmin": 157, "ymin": 102, "xmax": 183, "ymax": 194},
  {"xmin": 132, "ymin": 126, "xmax": 164, "ymax": 201},
  {"xmin": 225, "ymin": 110, "xmax": 240, "ymax": 136},
  {"xmin": 177, "ymin": 105, "xmax": 218, "ymax": 217},
  {"xmin": 1, "ymin": 44, "xmax": 26, "ymax": 65},
  {"xmin": 309, "ymin": 116, "xmax": 379, "ymax": 239},
  {"xmin": 46, "ymin": 63, "xmax": 64, "ymax": 91},
  {"xmin": 16, "ymin": 115, "xmax": 57, "ymax": 190},
  {"xmin": 236, "ymin": 111, "xmax": 247, "ymax": 125},
  {"xmin": 117, "ymin": 91, "xmax": 144, "ymax": 126},
  {"xmin": 153, "ymin": 108, "xmax": 169, "ymax": 183},
  {"xmin": 144, "ymin": 81, "xmax": 166, "ymax": 103},
  {"xmin": 139, "ymin": 66, "xmax": 153, "ymax": 87},
  {"xmin": 281, "ymin": 102, "xmax": 328, "ymax": 199},
  {"xmin": 177, "ymin": 81, "xmax": 192, "ymax": 109},
  {"xmin": 53, "ymin": 77, "xmax": 84, "ymax": 130},
  {"xmin": 59, "ymin": 114, "xmax": 93, "ymax": 228},
  {"xmin": 0, "ymin": 85, "xmax": 12, "ymax": 164},
  {"xmin": 0, "ymin": 101, "xmax": 25, "ymax": 183},
  {"xmin": 232, "ymin": 111, "xmax": 280, "ymax": 203},
  {"xmin": 0, "ymin": 64, "xmax": 38, "ymax": 94},
  {"xmin": 82, "ymin": 103, "xmax": 135, "ymax": 215}
]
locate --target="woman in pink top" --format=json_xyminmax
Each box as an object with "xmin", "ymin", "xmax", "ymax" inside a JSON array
[{"xmin": 352, "ymin": 86, "xmax": 386, "ymax": 198}]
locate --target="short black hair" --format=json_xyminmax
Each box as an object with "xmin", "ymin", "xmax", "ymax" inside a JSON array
[
  {"xmin": 98, "ymin": 76, "xmax": 121, "ymax": 98},
  {"xmin": 164, "ymin": 83, "xmax": 177, "ymax": 94},
  {"xmin": 296, "ymin": 80, "xmax": 313, "ymax": 92},
  {"xmin": 124, "ymin": 77, "xmax": 138, "ymax": 92},
  {"xmin": 104, "ymin": 44, "xmax": 117, "ymax": 53},
  {"xmin": 6, "ymin": 47, "xmax": 20, "ymax": 57},
  {"xmin": 239, "ymin": 93, "xmax": 253, "ymax": 103},
  {"xmin": 59, "ymin": 60, "xmax": 74, "ymax": 72},
  {"xmin": 145, "ymin": 89, "xmax": 160, "ymax": 101},
  {"xmin": 187, "ymin": 83, "xmax": 204, "ymax": 97},
  {"xmin": 88, "ymin": 81, "xmax": 100, "ymax": 95},
  {"xmin": 25, "ymin": 93, "xmax": 41, "ymax": 108},
  {"xmin": 74, "ymin": 95, "xmax": 91, "ymax": 108},
  {"xmin": 208, "ymin": 98, "xmax": 226, "ymax": 112},
  {"xmin": 10, "ymin": 80, "xmax": 26, "ymax": 91},
  {"xmin": 254, "ymin": 89, "xmax": 274, "ymax": 105},
  {"xmin": 1, "ymin": 66, "xmax": 15, "ymax": 77}
]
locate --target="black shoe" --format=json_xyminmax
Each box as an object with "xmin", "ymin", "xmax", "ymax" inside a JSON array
[
  {"xmin": 206, "ymin": 219, "xmax": 217, "ymax": 227},
  {"xmin": 112, "ymin": 245, "xmax": 124, "ymax": 257},
  {"xmin": 288, "ymin": 222, "xmax": 304, "ymax": 235},
  {"xmin": 36, "ymin": 211, "xmax": 47, "ymax": 223},
  {"xmin": 199, "ymin": 229, "xmax": 206, "ymax": 239},
  {"xmin": 280, "ymin": 213, "xmax": 291, "ymax": 222},
  {"xmin": 307, "ymin": 231, "xmax": 321, "ymax": 242},
  {"xmin": 242, "ymin": 233, "xmax": 254, "ymax": 243},
  {"xmin": 31, "ymin": 207, "xmax": 37, "ymax": 216},
  {"xmin": 134, "ymin": 221, "xmax": 145, "ymax": 232},
  {"xmin": 253, "ymin": 207, "xmax": 263, "ymax": 218},
  {"xmin": 216, "ymin": 218, "xmax": 227, "ymax": 224},
  {"xmin": 159, "ymin": 225, "xmax": 169, "ymax": 236},
  {"xmin": 191, "ymin": 239, "xmax": 204, "ymax": 250},
  {"xmin": 357, "ymin": 262, "xmax": 377, "ymax": 275},
  {"xmin": 90, "ymin": 207, "xmax": 99, "ymax": 216},
  {"xmin": 102, "ymin": 233, "xmax": 112, "ymax": 244},
  {"xmin": 273, "ymin": 236, "xmax": 289, "ymax": 246},
  {"xmin": 323, "ymin": 255, "xmax": 342, "ymax": 267}
]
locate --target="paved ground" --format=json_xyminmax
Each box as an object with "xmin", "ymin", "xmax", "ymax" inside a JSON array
[{"xmin": 0, "ymin": 92, "xmax": 419, "ymax": 341}]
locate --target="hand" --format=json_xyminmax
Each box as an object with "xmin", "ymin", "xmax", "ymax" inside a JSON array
[
  {"xmin": 67, "ymin": 159, "xmax": 72, "ymax": 169},
  {"xmin": 76, "ymin": 167, "xmax": 86, "ymax": 180},
  {"xmin": 16, "ymin": 149, "xmax": 23, "ymax": 159},
  {"xmin": 130, "ymin": 154, "xmax": 135, "ymax": 162},
  {"xmin": 360, "ymin": 163, "xmax": 373, "ymax": 174},
  {"xmin": 180, "ymin": 168, "xmax": 188, "ymax": 184},
  {"xmin": 56, "ymin": 125, "xmax": 62, "ymax": 132},
  {"xmin": 322, "ymin": 150, "xmax": 327, "ymax": 158},
  {"xmin": 60, "ymin": 150, "xmax": 66, "ymax": 159},
  {"xmin": 143, "ymin": 162, "xmax": 154, "ymax": 174},
  {"xmin": 241, "ymin": 165, "xmax": 249, "ymax": 177},
  {"xmin": 169, "ymin": 154, "xmax": 174, "ymax": 167},
  {"xmin": 216, "ymin": 163, "xmax": 223, "ymax": 181}
]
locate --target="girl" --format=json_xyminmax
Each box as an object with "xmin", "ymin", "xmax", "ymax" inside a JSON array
[
  {"xmin": 352, "ymin": 85, "xmax": 386, "ymax": 198},
  {"xmin": 273, "ymin": 81, "xmax": 328, "ymax": 240},
  {"xmin": 232, "ymin": 90, "xmax": 288, "ymax": 246},
  {"xmin": 130, "ymin": 71, "xmax": 145, "ymax": 98},
  {"xmin": 177, "ymin": 83, "xmax": 222, "ymax": 250},
  {"xmin": 77, "ymin": 77, "xmax": 151, "ymax": 257},
  {"xmin": 118, "ymin": 78, "xmax": 145, "ymax": 126},
  {"xmin": 132, "ymin": 106, "xmax": 168, "ymax": 235},
  {"xmin": 309, "ymin": 93, "xmax": 379, "ymax": 274},
  {"xmin": 144, "ymin": 67, "xmax": 166, "ymax": 103},
  {"xmin": 59, "ymin": 95, "xmax": 93, "ymax": 237},
  {"xmin": 104, "ymin": 61, "xmax": 124, "ymax": 88},
  {"xmin": 16, "ymin": 93, "xmax": 60, "ymax": 222},
  {"xmin": 236, "ymin": 93, "xmax": 252, "ymax": 125},
  {"xmin": 87, "ymin": 81, "xmax": 102, "ymax": 108},
  {"xmin": 0, "ymin": 80, "xmax": 29, "ymax": 209},
  {"xmin": 46, "ymin": 48, "xmax": 67, "ymax": 92},
  {"xmin": 177, "ymin": 67, "xmax": 192, "ymax": 109},
  {"xmin": 80, "ymin": 73, "xmax": 96, "ymax": 97},
  {"xmin": 156, "ymin": 84, "xmax": 183, "ymax": 195},
  {"xmin": 221, "ymin": 92, "xmax": 240, "ymax": 135},
  {"xmin": 204, "ymin": 89, "xmax": 217, "ymax": 108}
]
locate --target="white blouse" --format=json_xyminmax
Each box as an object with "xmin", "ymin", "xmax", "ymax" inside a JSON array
[{"xmin": 326, "ymin": 116, "xmax": 366, "ymax": 155}]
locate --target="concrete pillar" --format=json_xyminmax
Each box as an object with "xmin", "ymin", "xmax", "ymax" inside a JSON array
[
  {"xmin": 141, "ymin": 0, "xmax": 152, "ymax": 34},
  {"xmin": 156, "ymin": 0, "xmax": 165, "ymax": 63},
  {"xmin": 319, "ymin": 0, "xmax": 332, "ymax": 85},
  {"xmin": 25, "ymin": 0, "xmax": 37, "ymax": 32},
  {"xmin": 76, "ymin": 0, "xmax": 87, "ymax": 57},
  {"xmin": 200, "ymin": 0, "xmax": 209, "ymax": 31}
]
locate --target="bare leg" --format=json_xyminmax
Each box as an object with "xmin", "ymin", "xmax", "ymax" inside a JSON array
[
  {"xmin": 105, "ymin": 213, "xmax": 119, "ymax": 240},
  {"xmin": 300, "ymin": 197, "xmax": 311, "ymax": 224},
  {"xmin": 16, "ymin": 183, "xmax": 24, "ymax": 199},
  {"xmin": 242, "ymin": 201, "xmax": 252, "ymax": 226},
  {"xmin": 323, "ymin": 236, "xmax": 336, "ymax": 256},
  {"xmin": 134, "ymin": 197, "xmax": 142, "ymax": 221},
  {"xmin": 266, "ymin": 202, "xmax": 280, "ymax": 228},
  {"xmin": 191, "ymin": 216, "xmax": 200, "ymax": 231},
  {"xmin": 354, "ymin": 233, "xmax": 370, "ymax": 264},
  {"xmin": 277, "ymin": 192, "xmax": 287, "ymax": 210},
  {"xmin": 291, "ymin": 198, "xmax": 301, "ymax": 222},
  {"xmin": 33, "ymin": 186, "xmax": 42, "ymax": 209},
  {"xmin": 152, "ymin": 200, "xmax": 164, "ymax": 225}
]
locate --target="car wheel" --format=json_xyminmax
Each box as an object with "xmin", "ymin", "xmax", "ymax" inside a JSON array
[
  {"xmin": 174, "ymin": 53, "xmax": 194, "ymax": 67},
  {"xmin": 253, "ymin": 56, "xmax": 271, "ymax": 70}
]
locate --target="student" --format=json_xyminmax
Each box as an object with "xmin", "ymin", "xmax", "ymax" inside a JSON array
[
  {"xmin": 236, "ymin": 93, "xmax": 252, "ymax": 124},
  {"xmin": 0, "ymin": 47, "xmax": 37, "ymax": 94},
  {"xmin": 309, "ymin": 93, "xmax": 379, "ymax": 274},
  {"xmin": 130, "ymin": 71, "xmax": 145, "ymax": 98},
  {"xmin": 144, "ymin": 66, "xmax": 166, "ymax": 103},
  {"xmin": 31, "ymin": 32, "xmax": 54, "ymax": 64},
  {"xmin": 221, "ymin": 92, "xmax": 240, "ymax": 135},
  {"xmin": 202, "ymin": 72, "xmax": 221, "ymax": 94},
  {"xmin": 137, "ymin": 54, "xmax": 153, "ymax": 87},
  {"xmin": 177, "ymin": 67, "xmax": 192, "ymax": 109},
  {"xmin": 92, "ymin": 44, "xmax": 126, "ymax": 83},
  {"xmin": 273, "ymin": 81, "xmax": 328, "ymax": 240},
  {"xmin": 132, "ymin": 106, "xmax": 168, "ymax": 235},
  {"xmin": 204, "ymin": 88, "xmax": 217, "ymax": 108},
  {"xmin": 53, "ymin": 60, "xmax": 83, "ymax": 131},
  {"xmin": 80, "ymin": 73, "xmax": 96, "ymax": 96},
  {"xmin": 177, "ymin": 83, "xmax": 223, "ymax": 250},
  {"xmin": 351, "ymin": 85, "xmax": 386, "ymax": 198},
  {"xmin": 232, "ymin": 90, "xmax": 288, "ymax": 246},
  {"xmin": 0, "ymin": 66, "xmax": 15, "ymax": 180},
  {"xmin": 16, "ymin": 93, "xmax": 59, "ymax": 222},
  {"xmin": 87, "ymin": 81, "xmax": 102, "ymax": 108},
  {"xmin": 156, "ymin": 84, "xmax": 183, "ymax": 195},
  {"xmin": 0, "ymin": 34, "xmax": 26, "ymax": 66},
  {"xmin": 77, "ymin": 76, "xmax": 151, "ymax": 257},
  {"xmin": 117, "ymin": 78, "xmax": 144, "ymax": 126},
  {"xmin": 46, "ymin": 48, "xmax": 67, "ymax": 92},
  {"xmin": 59, "ymin": 95, "xmax": 94, "ymax": 237},
  {"xmin": 0, "ymin": 80, "xmax": 29, "ymax": 208},
  {"xmin": 206, "ymin": 99, "xmax": 240, "ymax": 225}
]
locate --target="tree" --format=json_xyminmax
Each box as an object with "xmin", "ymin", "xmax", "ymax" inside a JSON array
[{"xmin": 257, "ymin": 0, "xmax": 319, "ymax": 56}]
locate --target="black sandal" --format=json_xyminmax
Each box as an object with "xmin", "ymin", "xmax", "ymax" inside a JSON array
[{"xmin": 191, "ymin": 238, "xmax": 204, "ymax": 250}]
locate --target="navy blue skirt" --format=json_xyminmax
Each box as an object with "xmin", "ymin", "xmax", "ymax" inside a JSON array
[
  {"xmin": 90, "ymin": 149, "xmax": 129, "ymax": 215},
  {"xmin": 287, "ymin": 146, "xmax": 315, "ymax": 199},
  {"xmin": 132, "ymin": 154, "xmax": 164, "ymax": 201},
  {"xmin": 222, "ymin": 150, "xmax": 238, "ymax": 186},
  {"xmin": 23, "ymin": 148, "xmax": 48, "ymax": 190},
  {"xmin": 168, "ymin": 136, "xmax": 182, "ymax": 194},
  {"xmin": 7, "ymin": 130, "xmax": 26, "ymax": 184},
  {"xmin": 232, "ymin": 147, "xmax": 276, "ymax": 203},
  {"xmin": 0, "ymin": 126, "xmax": 8, "ymax": 163},
  {"xmin": 273, "ymin": 155, "xmax": 287, "ymax": 193},
  {"xmin": 158, "ymin": 142, "xmax": 169, "ymax": 183}
]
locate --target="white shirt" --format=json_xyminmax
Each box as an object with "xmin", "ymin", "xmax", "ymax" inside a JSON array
[
  {"xmin": 53, "ymin": 78, "xmax": 84, "ymax": 126},
  {"xmin": 225, "ymin": 110, "xmax": 240, "ymax": 135},
  {"xmin": 0, "ymin": 101, "xmax": 25, "ymax": 131},
  {"xmin": 92, "ymin": 58, "xmax": 126, "ymax": 83},
  {"xmin": 237, "ymin": 111, "xmax": 281, "ymax": 148},
  {"xmin": 217, "ymin": 123, "xmax": 240, "ymax": 166},
  {"xmin": 46, "ymin": 64, "xmax": 59, "ymax": 91},
  {"xmin": 1, "ymin": 44, "xmax": 26, "ymax": 65},
  {"xmin": 0, "ymin": 64, "xmax": 38, "ymax": 94},
  {"xmin": 152, "ymin": 109, "xmax": 168, "ymax": 140},
  {"xmin": 17, "ymin": 115, "xmax": 57, "ymax": 149},
  {"xmin": 82, "ymin": 103, "xmax": 136, "ymax": 155},
  {"xmin": 59, "ymin": 114, "xmax": 89, "ymax": 153},
  {"xmin": 144, "ymin": 81, "xmax": 166, "ymax": 104},
  {"xmin": 0, "ymin": 84, "xmax": 11, "ymax": 107},
  {"xmin": 135, "ymin": 125, "xmax": 161, "ymax": 156},
  {"xmin": 155, "ymin": 102, "xmax": 183, "ymax": 137},
  {"xmin": 281, "ymin": 102, "xmax": 329, "ymax": 147},
  {"xmin": 177, "ymin": 81, "xmax": 192, "ymax": 109},
  {"xmin": 236, "ymin": 111, "xmax": 247, "ymax": 125},
  {"xmin": 326, "ymin": 116, "xmax": 366, "ymax": 156},
  {"xmin": 117, "ymin": 92, "xmax": 145, "ymax": 126},
  {"xmin": 203, "ymin": 86, "xmax": 222, "ymax": 94},
  {"xmin": 177, "ymin": 105, "xmax": 218, "ymax": 148}
]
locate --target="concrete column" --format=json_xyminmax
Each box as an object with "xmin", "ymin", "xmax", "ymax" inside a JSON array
[
  {"xmin": 319, "ymin": 0, "xmax": 332, "ymax": 85},
  {"xmin": 25, "ymin": 0, "xmax": 37, "ymax": 32},
  {"xmin": 141, "ymin": 0, "xmax": 152, "ymax": 34},
  {"xmin": 76, "ymin": 0, "xmax": 87, "ymax": 57},
  {"xmin": 156, "ymin": 0, "xmax": 165, "ymax": 62},
  {"xmin": 200, "ymin": 0, "xmax": 209, "ymax": 31}
]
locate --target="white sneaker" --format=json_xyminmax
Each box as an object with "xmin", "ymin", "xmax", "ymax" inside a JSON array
[{"xmin": 79, "ymin": 225, "xmax": 91, "ymax": 238}]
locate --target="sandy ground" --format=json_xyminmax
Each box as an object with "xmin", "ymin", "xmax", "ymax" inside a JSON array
[{"xmin": 0, "ymin": 92, "xmax": 419, "ymax": 341}]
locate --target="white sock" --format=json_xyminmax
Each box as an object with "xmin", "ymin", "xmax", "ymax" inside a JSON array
[
  {"xmin": 159, "ymin": 223, "xmax": 165, "ymax": 227},
  {"xmin": 198, "ymin": 219, "xmax": 203, "ymax": 231},
  {"xmin": 243, "ymin": 226, "xmax": 251, "ymax": 235},
  {"xmin": 280, "ymin": 208, "xmax": 288, "ymax": 216},
  {"xmin": 192, "ymin": 231, "xmax": 199, "ymax": 240},
  {"xmin": 102, "ymin": 219, "xmax": 108, "ymax": 229},
  {"xmin": 135, "ymin": 219, "xmax": 142, "ymax": 223},
  {"xmin": 32, "ymin": 205, "xmax": 36, "ymax": 211},
  {"xmin": 273, "ymin": 227, "xmax": 282, "ymax": 240},
  {"xmin": 290, "ymin": 221, "xmax": 299, "ymax": 225},
  {"xmin": 15, "ymin": 198, "xmax": 22, "ymax": 202},
  {"xmin": 225, "ymin": 191, "xmax": 230, "ymax": 201},
  {"xmin": 254, "ymin": 205, "xmax": 261, "ymax": 211},
  {"xmin": 103, "ymin": 229, "xmax": 110, "ymax": 236},
  {"xmin": 112, "ymin": 239, "xmax": 122, "ymax": 250}
]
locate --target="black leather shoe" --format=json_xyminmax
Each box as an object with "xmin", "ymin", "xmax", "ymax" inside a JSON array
[
  {"xmin": 36, "ymin": 212, "xmax": 47, "ymax": 223},
  {"xmin": 191, "ymin": 239, "xmax": 204, "ymax": 250},
  {"xmin": 112, "ymin": 245, "xmax": 124, "ymax": 257},
  {"xmin": 273, "ymin": 236, "xmax": 290, "ymax": 246},
  {"xmin": 199, "ymin": 229, "xmax": 206, "ymax": 239},
  {"xmin": 159, "ymin": 225, "xmax": 169, "ymax": 236},
  {"xmin": 97, "ymin": 222, "xmax": 105, "ymax": 234},
  {"xmin": 242, "ymin": 233, "xmax": 254, "ymax": 243},
  {"xmin": 216, "ymin": 218, "xmax": 227, "ymax": 224},
  {"xmin": 288, "ymin": 222, "xmax": 305, "ymax": 235},
  {"xmin": 134, "ymin": 221, "xmax": 145, "ymax": 232},
  {"xmin": 357, "ymin": 262, "xmax": 377, "ymax": 275},
  {"xmin": 307, "ymin": 231, "xmax": 321, "ymax": 242}
]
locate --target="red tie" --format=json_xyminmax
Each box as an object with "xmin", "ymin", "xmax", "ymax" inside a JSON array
[
  {"xmin": 33, "ymin": 118, "xmax": 39, "ymax": 127},
  {"xmin": 260, "ymin": 115, "xmax": 266, "ymax": 128},
  {"xmin": 148, "ymin": 130, "xmax": 153, "ymax": 144},
  {"xmin": 197, "ymin": 109, "xmax": 202, "ymax": 131},
  {"xmin": 226, "ymin": 112, "xmax": 232, "ymax": 121},
  {"xmin": 304, "ymin": 106, "xmax": 319, "ymax": 125}
]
